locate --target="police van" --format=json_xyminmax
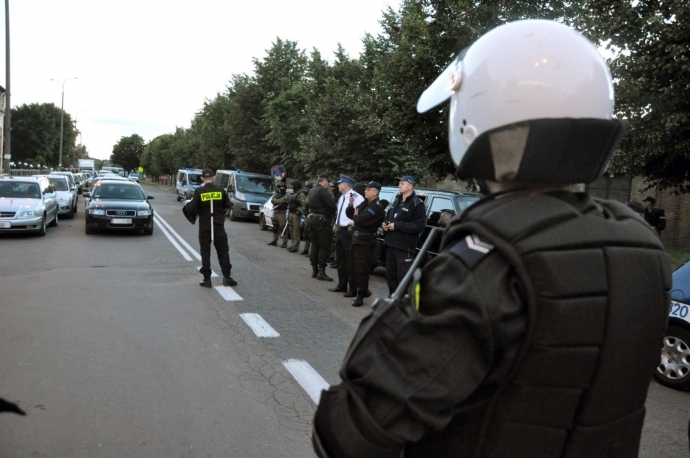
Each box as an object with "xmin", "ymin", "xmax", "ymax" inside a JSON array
[
  {"xmin": 176, "ymin": 168, "xmax": 203, "ymax": 201},
  {"xmin": 214, "ymin": 169, "xmax": 275, "ymax": 221}
]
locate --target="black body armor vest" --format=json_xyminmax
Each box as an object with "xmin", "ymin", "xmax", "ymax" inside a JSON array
[{"xmin": 433, "ymin": 192, "xmax": 671, "ymax": 457}]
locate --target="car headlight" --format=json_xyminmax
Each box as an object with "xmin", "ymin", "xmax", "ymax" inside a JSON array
[
  {"xmin": 235, "ymin": 191, "xmax": 246, "ymax": 201},
  {"xmin": 137, "ymin": 210, "xmax": 151, "ymax": 216},
  {"xmin": 88, "ymin": 209, "xmax": 106, "ymax": 215},
  {"xmin": 16, "ymin": 210, "xmax": 36, "ymax": 218}
]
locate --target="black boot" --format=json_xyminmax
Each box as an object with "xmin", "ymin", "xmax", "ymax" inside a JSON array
[
  {"xmin": 301, "ymin": 250, "xmax": 309, "ymax": 255},
  {"xmin": 343, "ymin": 289, "xmax": 357, "ymax": 298},
  {"xmin": 352, "ymin": 289, "xmax": 366, "ymax": 307},
  {"xmin": 316, "ymin": 267, "xmax": 333, "ymax": 282},
  {"xmin": 223, "ymin": 276, "xmax": 237, "ymax": 287},
  {"xmin": 199, "ymin": 278, "xmax": 212, "ymax": 288},
  {"xmin": 311, "ymin": 266, "xmax": 318, "ymax": 278},
  {"xmin": 267, "ymin": 241, "xmax": 277, "ymax": 246}
]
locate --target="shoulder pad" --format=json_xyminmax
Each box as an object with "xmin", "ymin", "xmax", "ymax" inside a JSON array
[{"xmin": 449, "ymin": 234, "xmax": 494, "ymax": 269}]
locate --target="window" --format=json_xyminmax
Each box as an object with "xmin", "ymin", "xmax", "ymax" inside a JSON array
[
  {"xmin": 428, "ymin": 197, "xmax": 455, "ymax": 227},
  {"xmin": 219, "ymin": 173, "xmax": 230, "ymax": 189}
]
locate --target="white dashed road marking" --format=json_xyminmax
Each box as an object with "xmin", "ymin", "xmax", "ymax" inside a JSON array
[
  {"xmin": 214, "ymin": 286, "xmax": 243, "ymax": 301},
  {"xmin": 239, "ymin": 313, "xmax": 280, "ymax": 337},
  {"xmin": 282, "ymin": 360, "xmax": 330, "ymax": 404},
  {"xmin": 154, "ymin": 214, "xmax": 202, "ymax": 261}
]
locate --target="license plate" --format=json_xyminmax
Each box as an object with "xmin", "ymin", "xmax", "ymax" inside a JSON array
[
  {"xmin": 110, "ymin": 218, "xmax": 132, "ymax": 225},
  {"xmin": 0, "ymin": 221, "xmax": 10, "ymax": 228}
]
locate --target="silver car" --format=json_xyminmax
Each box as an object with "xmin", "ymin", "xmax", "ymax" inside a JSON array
[
  {"xmin": 48, "ymin": 175, "xmax": 78, "ymax": 218},
  {"xmin": 0, "ymin": 176, "xmax": 59, "ymax": 236}
]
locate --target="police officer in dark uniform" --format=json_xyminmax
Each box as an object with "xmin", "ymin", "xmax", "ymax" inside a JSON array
[
  {"xmin": 301, "ymin": 181, "xmax": 315, "ymax": 255},
  {"xmin": 382, "ymin": 175, "xmax": 427, "ymax": 295},
  {"xmin": 306, "ymin": 174, "xmax": 337, "ymax": 281},
  {"xmin": 183, "ymin": 168, "xmax": 237, "ymax": 288},
  {"xmin": 643, "ymin": 196, "xmax": 667, "ymax": 236},
  {"xmin": 268, "ymin": 182, "xmax": 289, "ymax": 247},
  {"xmin": 312, "ymin": 20, "xmax": 670, "ymax": 458},
  {"xmin": 345, "ymin": 181, "xmax": 385, "ymax": 307}
]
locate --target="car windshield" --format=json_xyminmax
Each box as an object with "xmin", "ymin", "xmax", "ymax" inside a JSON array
[
  {"xmin": 188, "ymin": 173, "xmax": 203, "ymax": 185},
  {"xmin": 455, "ymin": 195, "xmax": 480, "ymax": 212},
  {"xmin": 237, "ymin": 176, "xmax": 275, "ymax": 194},
  {"xmin": 0, "ymin": 182, "xmax": 41, "ymax": 198},
  {"xmin": 48, "ymin": 178, "xmax": 69, "ymax": 191},
  {"xmin": 92, "ymin": 183, "xmax": 144, "ymax": 200}
]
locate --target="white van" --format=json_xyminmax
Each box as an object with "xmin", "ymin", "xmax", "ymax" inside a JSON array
[{"xmin": 176, "ymin": 168, "xmax": 203, "ymax": 201}]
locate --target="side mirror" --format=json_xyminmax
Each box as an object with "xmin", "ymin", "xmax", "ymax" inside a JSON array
[
  {"xmin": 227, "ymin": 184, "xmax": 234, "ymax": 193},
  {"xmin": 147, "ymin": 195, "xmax": 154, "ymax": 200}
]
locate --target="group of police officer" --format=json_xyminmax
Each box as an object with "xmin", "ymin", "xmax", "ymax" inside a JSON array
[{"xmin": 185, "ymin": 19, "xmax": 672, "ymax": 456}]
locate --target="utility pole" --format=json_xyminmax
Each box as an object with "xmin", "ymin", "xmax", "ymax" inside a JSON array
[
  {"xmin": 51, "ymin": 77, "xmax": 77, "ymax": 170},
  {"xmin": 2, "ymin": 0, "xmax": 10, "ymax": 174}
]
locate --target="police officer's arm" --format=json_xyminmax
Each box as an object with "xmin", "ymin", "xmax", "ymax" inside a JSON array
[
  {"xmin": 313, "ymin": 248, "xmax": 525, "ymax": 457},
  {"xmin": 321, "ymin": 187, "xmax": 337, "ymax": 214},
  {"xmin": 222, "ymin": 188, "xmax": 231, "ymax": 213},
  {"xmin": 184, "ymin": 188, "xmax": 202, "ymax": 215},
  {"xmin": 272, "ymin": 193, "xmax": 290, "ymax": 205},
  {"xmin": 393, "ymin": 200, "xmax": 428, "ymax": 234},
  {"xmin": 347, "ymin": 202, "xmax": 384, "ymax": 228}
]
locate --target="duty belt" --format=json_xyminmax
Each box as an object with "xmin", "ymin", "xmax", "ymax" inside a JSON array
[
  {"xmin": 310, "ymin": 213, "xmax": 328, "ymax": 218},
  {"xmin": 353, "ymin": 231, "xmax": 374, "ymax": 237}
]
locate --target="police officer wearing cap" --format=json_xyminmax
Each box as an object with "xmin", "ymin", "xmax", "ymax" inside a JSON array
[
  {"xmin": 382, "ymin": 175, "xmax": 427, "ymax": 295},
  {"xmin": 307, "ymin": 174, "xmax": 338, "ymax": 281},
  {"xmin": 301, "ymin": 181, "xmax": 315, "ymax": 255},
  {"xmin": 345, "ymin": 181, "xmax": 385, "ymax": 307},
  {"xmin": 183, "ymin": 168, "xmax": 237, "ymax": 288},
  {"xmin": 329, "ymin": 175, "xmax": 365, "ymax": 296},
  {"xmin": 313, "ymin": 20, "xmax": 670, "ymax": 458}
]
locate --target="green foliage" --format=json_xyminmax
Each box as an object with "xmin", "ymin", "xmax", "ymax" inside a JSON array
[
  {"xmin": 569, "ymin": 0, "xmax": 690, "ymax": 192},
  {"xmin": 11, "ymin": 103, "xmax": 77, "ymax": 167},
  {"xmin": 111, "ymin": 134, "xmax": 145, "ymax": 172}
]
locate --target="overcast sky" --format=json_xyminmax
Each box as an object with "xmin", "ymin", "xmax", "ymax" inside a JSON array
[{"xmin": 0, "ymin": 0, "xmax": 402, "ymax": 161}]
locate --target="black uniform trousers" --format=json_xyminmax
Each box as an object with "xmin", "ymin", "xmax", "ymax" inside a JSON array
[
  {"xmin": 385, "ymin": 246, "xmax": 415, "ymax": 295},
  {"xmin": 350, "ymin": 241, "xmax": 375, "ymax": 292},
  {"xmin": 309, "ymin": 215, "xmax": 334, "ymax": 268},
  {"xmin": 199, "ymin": 223, "xmax": 231, "ymax": 279},
  {"xmin": 334, "ymin": 227, "xmax": 354, "ymax": 290}
]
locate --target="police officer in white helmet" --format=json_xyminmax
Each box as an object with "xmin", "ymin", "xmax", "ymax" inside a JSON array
[{"xmin": 312, "ymin": 19, "xmax": 670, "ymax": 458}]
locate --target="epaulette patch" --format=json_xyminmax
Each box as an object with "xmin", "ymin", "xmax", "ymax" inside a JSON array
[{"xmin": 449, "ymin": 234, "xmax": 494, "ymax": 269}]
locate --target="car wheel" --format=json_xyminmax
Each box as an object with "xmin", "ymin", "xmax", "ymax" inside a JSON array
[
  {"xmin": 176, "ymin": 193, "xmax": 182, "ymax": 202},
  {"xmin": 37, "ymin": 215, "xmax": 47, "ymax": 236},
  {"xmin": 73, "ymin": 202, "xmax": 78, "ymax": 215},
  {"xmin": 654, "ymin": 325, "xmax": 690, "ymax": 390},
  {"xmin": 259, "ymin": 214, "xmax": 267, "ymax": 230},
  {"xmin": 85, "ymin": 224, "xmax": 95, "ymax": 235},
  {"xmin": 49, "ymin": 212, "xmax": 58, "ymax": 227},
  {"xmin": 229, "ymin": 206, "xmax": 238, "ymax": 221}
]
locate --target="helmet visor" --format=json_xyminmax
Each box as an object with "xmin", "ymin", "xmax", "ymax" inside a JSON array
[{"xmin": 417, "ymin": 48, "xmax": 467, "ymax": 113}]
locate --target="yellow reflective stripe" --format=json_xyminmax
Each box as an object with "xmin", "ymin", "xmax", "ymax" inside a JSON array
[
  {"xmin": 200, "ymin": 192, "xmax": 222, "ymax": 201},
  {"xmin": 415, "ymin": 282, "xmax": 421, "ymax": 311}
]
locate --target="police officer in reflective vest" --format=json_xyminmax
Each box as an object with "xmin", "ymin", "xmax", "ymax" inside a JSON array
[
  {"xmin": 183, "ymin": 168, "xmax": 237, "ymax": 288},
  {"xmin": 312, "ymin": 20, "xmax": 670, "ymax": 458}
]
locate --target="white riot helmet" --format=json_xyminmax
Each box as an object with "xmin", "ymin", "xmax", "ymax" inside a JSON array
[{"xmin": 417, "ymin": 19, "xmax": 627, "ymax": 184}]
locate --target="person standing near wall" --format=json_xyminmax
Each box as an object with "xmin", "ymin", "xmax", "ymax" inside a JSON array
[{"xmin": 643, "ymin": 196, "xmax": 667, "ymax": 236}]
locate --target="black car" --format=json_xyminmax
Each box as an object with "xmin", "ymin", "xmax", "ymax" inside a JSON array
[
  {"xmin": 655, "ymin": 260, "xmax": 690, "ymax": 390},
  {"xmin": 85, "ymin": 180, "xmax": 154, "ymax": 235},
  {"xmin": 372, "ymin": 187, "xmax": 481, "ymax": 268}
]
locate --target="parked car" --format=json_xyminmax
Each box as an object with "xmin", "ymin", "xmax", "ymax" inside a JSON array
[
  {"xmin": 258, "ymin": 193, "xmax": 305, "ymax": 238},
  {"xmin": 176, "ymin": 168, "xmax": 203, "ymax": 201},
  {"xmin": 0, "ymin": 175, "xmax": 59, "ymax": 236},
  {"xmin": 128, "ymin": 172, "xmax": 140, "ymax": 182},
  {"xmin": 72, "ymin": 172, "xmax": 85, "ymax": 194},
  {"xmin": 372, "ymin": 187, "xmax": 481, "ymax": 267},
  {"xmin": 85, "ymin": 180, "xmax": 154, "ymax": 235},
  {"xmin": 51, "ymin": 171, "xmax": 77, "ymax": 197},
  {"xmin": 214, "ymin": 169, "xmax": 275, "ymax": 221},
  {"xmin": 48, "ymin": 175, "xmax": 78, "ymax": 219},
  {"xmin": 83, "ymin": 175, "xmax": 128, "ymax": 198},
  {"xmin": 655, "ymin": 260, "xmax": 690, "ymax": 390}
]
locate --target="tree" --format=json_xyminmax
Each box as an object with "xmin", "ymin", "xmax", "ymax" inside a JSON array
[
  {"xmin": 568, "ymin": 0, "xmax": 690, "ymax": 191},
  {"xmin": 111, "ymin": 134, "xmax": 145, "ymax": 172},
  {"xmin": 11, "ymin": 103, "xmax": 77, "ymax": 167}
]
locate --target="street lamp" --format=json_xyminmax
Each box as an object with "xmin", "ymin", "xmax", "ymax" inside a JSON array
[{"xmin": 50, "ymin": 77, "xmax": 77, "ymax": 169}]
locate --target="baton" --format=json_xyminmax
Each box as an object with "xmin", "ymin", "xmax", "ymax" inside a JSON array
[
  {"xmin": 390, "ymin": 227, "xmax": 440, "ymax": 301},
  {"xmin": 281, "ymin": 212, "xmax": 289, "ymax": 238},
  {"xmin": 211, "ymin": 199, "xmax": 214, "ymax": 242}
]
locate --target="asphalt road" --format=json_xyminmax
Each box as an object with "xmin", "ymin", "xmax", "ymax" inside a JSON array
[{"xmin": 0, "ymin": 182, "xmax": 688, "ymax": 457}]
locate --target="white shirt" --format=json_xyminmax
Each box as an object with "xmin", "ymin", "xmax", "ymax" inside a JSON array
[{"xmin": 335, "ymin": 190, "xmax": 364, "ymax": 227}]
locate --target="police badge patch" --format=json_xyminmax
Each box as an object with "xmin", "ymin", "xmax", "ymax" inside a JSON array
[{"xmin": 449, "ymin": 234, "xmax": 494, "ymax": 269}]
